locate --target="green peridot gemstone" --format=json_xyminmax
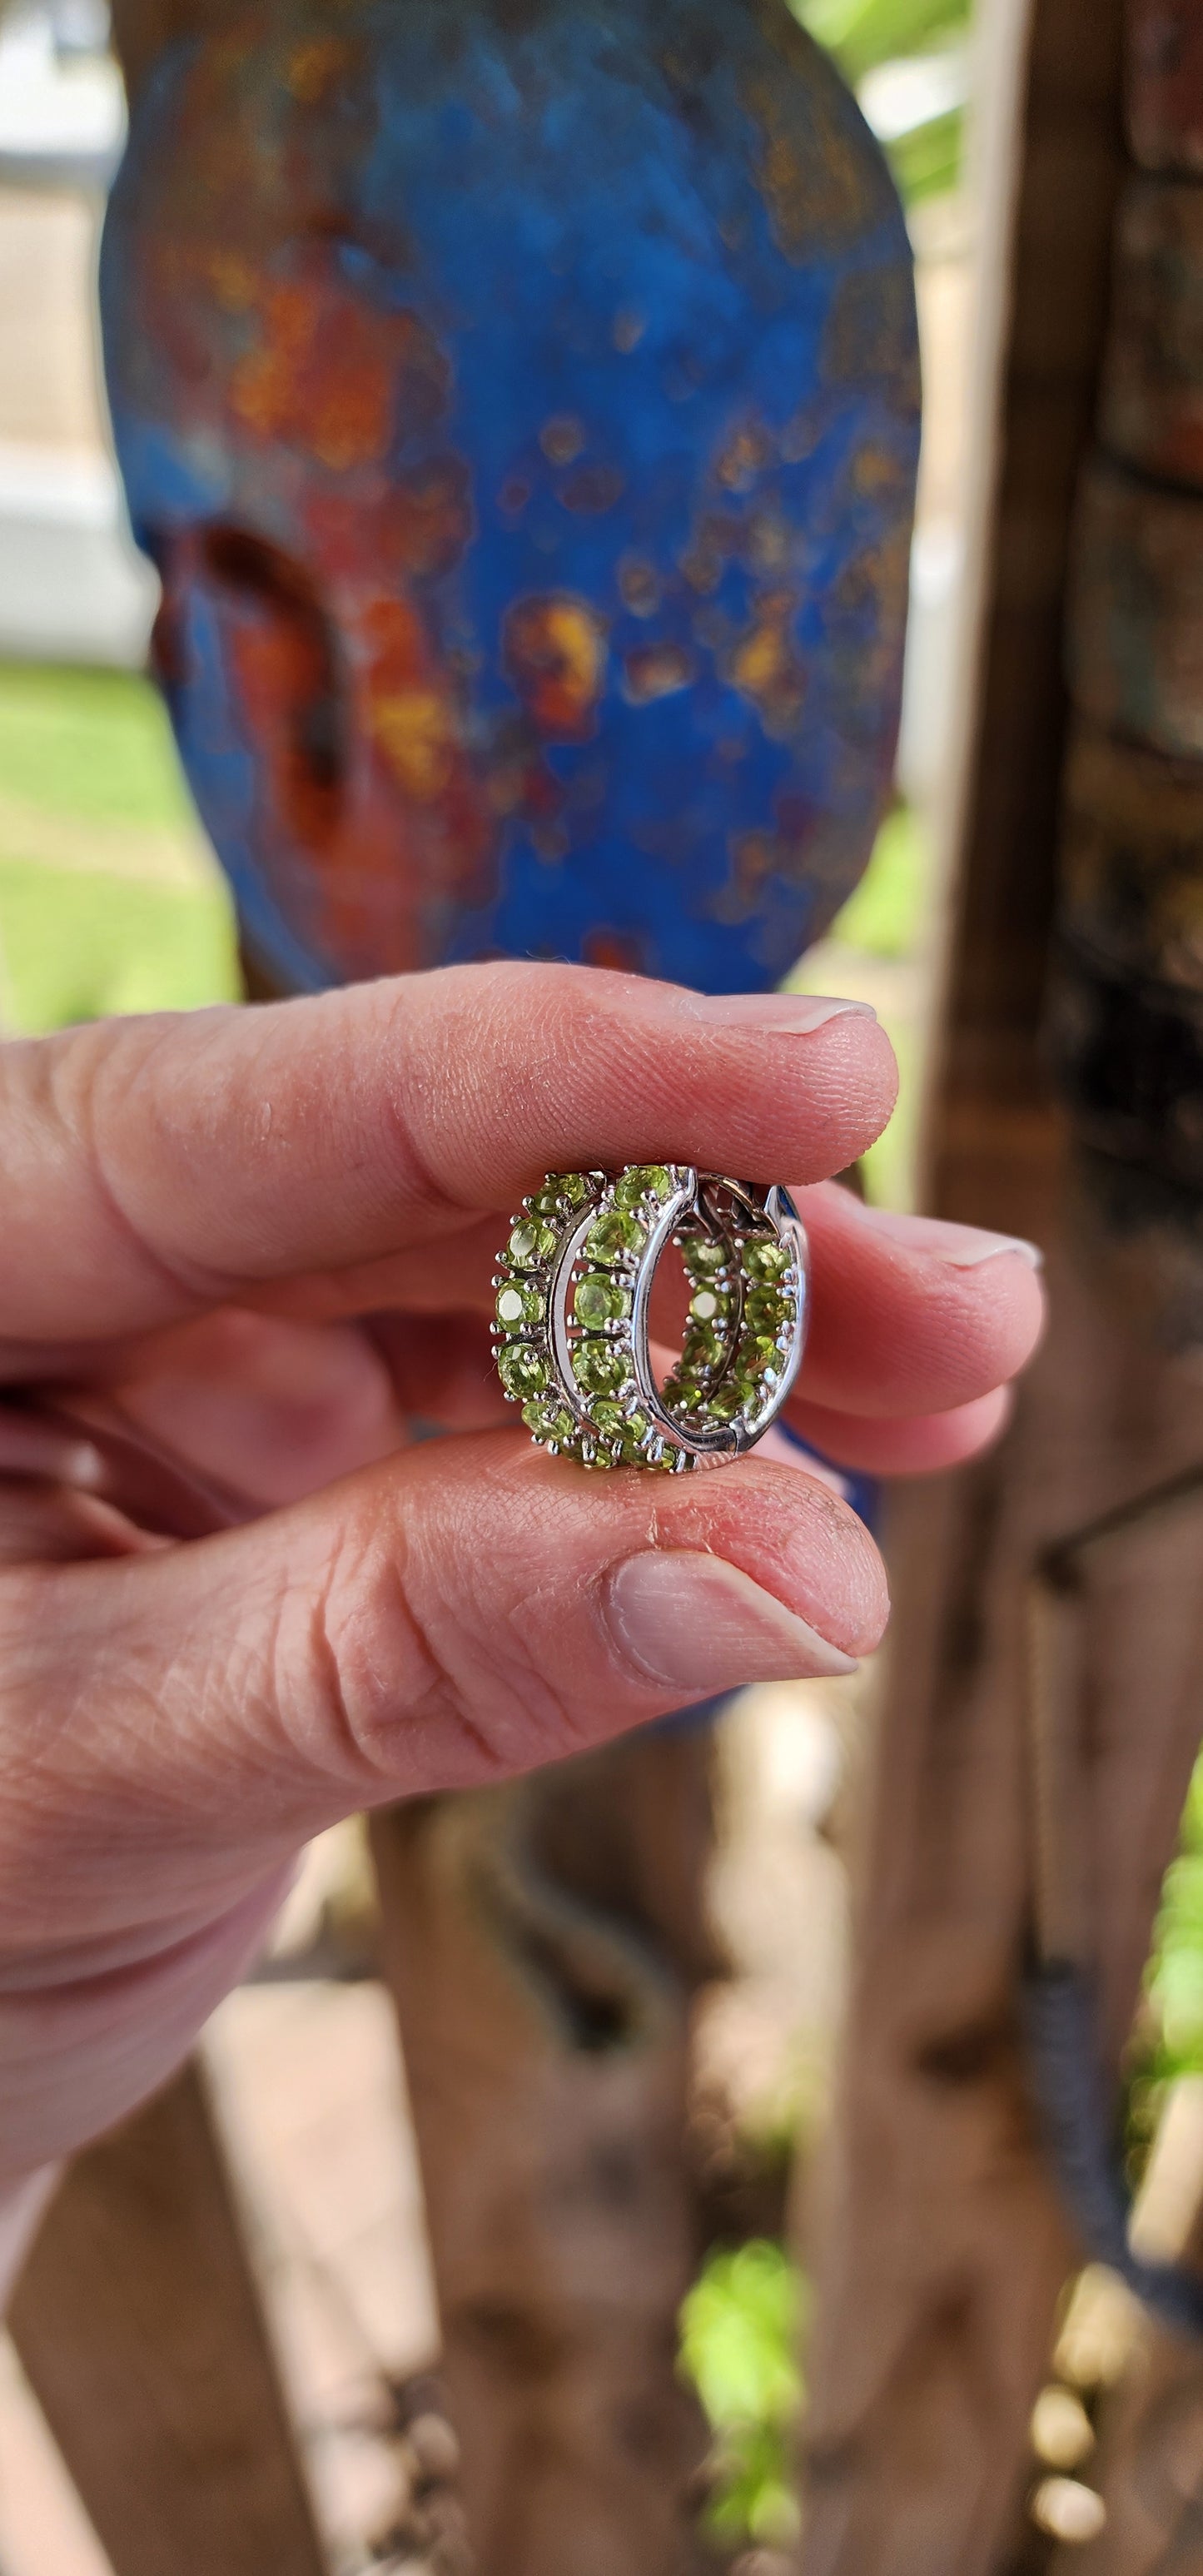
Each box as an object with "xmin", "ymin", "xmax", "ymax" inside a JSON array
[
  {"xmin": 591, "ymin": 1397, "xmax": 652, "ymax": 1459},
  {"xmin": 664, "ymin": 1375, "xmax": 705, "ymax": 1415},
  {"xmin": 495, "ymin": 1281, "xmax": 542, "ymax": 1330},
  {"xmin": 743, "ymin": 1237, "xmax": 791, "ymax": 1285},
  {"xmin": 684, "ymin": 1319, "xmax": 723, "ymax": 1371},
  {"xmin": 522, "ymin": 1398, "xmax": 575, "ymax": 1443},
  {"xmin": 614, "ymin": 1163, "xmax": 672, "ymax": 1210},
  {"xmin": 744, "ymin": 1285, "xmax": 790, "ymax": 1334},
  {"xmin": 738, "ymin": 1331, "xmax": 778, "ymax": 1377},
  {"xmin": 574, "ymin": 1271, "xmax": 631, "ymax": 1328},
  {"xmin": 509, "ymin": 1218, "xmax": 557, "ymax": 1269},
  {"xmin": 586, "ymin": 1209, "xmax": 644, "ymax": 1266},
  {"xmin": 499, "ymin": 1344, "xmax": 550, "ymax": 1399},
  {"xmin": 705, "ymin": 1384, "xmax": 743, "ymax": 1422},
  {"xmin": 688, "ymin": 1238, "xmax": 728, "ymax": 1278},
  {"xmin": 688, "ymin": 1286, "xmax": 726, "ymax": 1325},
  {"xmin": 533, "ymin": 1171, "xmax": 590, "ymax": 1216},
  {"xmin": 574, "ymin": 1340, "xmax": 631, "ymax": 1397},
  {"xmin": 590, "ymin": 1399, "xmax": 630, "ymax": 1439}
]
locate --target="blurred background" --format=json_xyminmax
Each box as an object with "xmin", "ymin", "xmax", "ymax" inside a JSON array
[{"xmin": 2, "ymin": 2, "xmax": 1199, "ymax": 2570}]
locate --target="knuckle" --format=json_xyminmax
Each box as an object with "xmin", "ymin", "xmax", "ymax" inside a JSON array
[{"xmin": 286, "ymin": 1512, "xmax": 581, "ymax": 1795}]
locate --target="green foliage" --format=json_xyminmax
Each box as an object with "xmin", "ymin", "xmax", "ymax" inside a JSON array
[
  {"xmin": 679, "ymin": 2240, "xmax": 806, "ymax": 2547},
  {"xmin": 886, "ymin": 105, "xmax": 963, "ymax": 202},
  {"xmin": 828, "ymin": 801, "xmax": 930, "ymax": 960},
  {"xmin": 798, "ymin": 0, "xmax": 970, "ymax": 87},
  {"xmin": 1147, "ymin": 1755, "xmax": 1203, "ymax": 2082},
  {"xmin": 1126, "ymin": 1753, "xmax": 1203, "ymax": 2181},
  {"xmin": 795, "ymin": 0, "xmax": 972, "ymax": 203}
]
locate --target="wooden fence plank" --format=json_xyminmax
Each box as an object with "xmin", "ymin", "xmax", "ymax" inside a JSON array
[{"xmin": 7, "ymin": 2060, "xmax": 327, "ymax": 2576}]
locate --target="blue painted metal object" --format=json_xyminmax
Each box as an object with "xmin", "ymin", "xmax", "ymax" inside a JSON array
[{"xmin": 102, "ymin": 0, "xmax": 918, "ymax": 1001}]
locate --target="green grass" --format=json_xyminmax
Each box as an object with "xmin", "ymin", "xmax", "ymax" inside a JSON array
[
  {"xmin": 0, "ymin": 661, "xmax": 197, "ymax": 831},
  {"xmin": 0, "ymin": 664, "xmax": 239, "ymax": 1032},
  {"xmin": 0, "ymin": 858, "xmax": 238, "ymax": 1034}
]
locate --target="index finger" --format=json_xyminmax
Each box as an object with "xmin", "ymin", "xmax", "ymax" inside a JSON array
[{"xmin": 0, "ymin": 964, "xmax": 895, "ymax": 1347}]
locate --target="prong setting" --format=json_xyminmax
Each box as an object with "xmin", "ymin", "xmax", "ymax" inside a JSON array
[{"xmin": 494, "ymin": 1167, "xmax": 808, "ymax": 1469}]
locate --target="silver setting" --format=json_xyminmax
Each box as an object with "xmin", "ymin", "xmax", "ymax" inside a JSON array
[{"xmin": 493, "ymin": 1166, "xmax": 808, "ymax": 1470}]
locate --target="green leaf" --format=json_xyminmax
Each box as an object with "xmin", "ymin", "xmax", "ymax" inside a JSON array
[{"xmin": 795, "ymin": 0, "xmax": 972, "ymax": 84}]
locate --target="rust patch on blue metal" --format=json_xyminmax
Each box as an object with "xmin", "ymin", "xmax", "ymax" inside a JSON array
[{"xmin": 103, "ymin": 0, "xmax": 918, "ymax": 994}]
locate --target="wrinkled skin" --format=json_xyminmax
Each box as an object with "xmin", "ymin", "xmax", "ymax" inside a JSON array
[{"xmin": 0, "ymin": 964, "xmax": 1041, "ymax": 2231}]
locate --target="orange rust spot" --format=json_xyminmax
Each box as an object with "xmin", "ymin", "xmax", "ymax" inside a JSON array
[
  {"xmin": 229, "ymin": 283, "xmax": 449, "ymax": 475},
  {"xmin": 623, "ymin": 644, "xmax": 695, "ymax": 704},
  {"xmin": 583, "ymin": 927, "xmax": 645, "ymax": 974},
  {"xmin": 716, "ymin": 425, "xmax": 770, "ymax": 493},
  {"xmin": 503, "ymin": 595, "xmax": 606, "ymax": 739},
  {"xmin": 371, "ymin": 690, "xmax": 459, "ymax": 800},
  {"xmin": 744, "ymin": 69, "xmax": 872, "ymax": 263},
  {"xmin": 618, "ymin": 555, "xmax": 661, "ymax": 618},
  {"xmin": 286, "ymin": 37, "xmax": 348, "ymax": 102},
  {"xmin": 559, "ymin": 463, "xmax": 625, "ymax": 516},
  {"xmin": 206, "ymin": 251, "xmax": 256, "ymax": 312},
  {"xmin": 730, "ymin": 591, "xmax": 807, "ymax": 733},
  {"xmin": 539, "ymin": 415, "xmax": 586, "ymax": 465}
]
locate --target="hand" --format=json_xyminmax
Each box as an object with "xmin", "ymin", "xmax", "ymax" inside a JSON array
[{"xmin": 0, "ymin": 965, "xmax": 1042, "ymax": 2199}]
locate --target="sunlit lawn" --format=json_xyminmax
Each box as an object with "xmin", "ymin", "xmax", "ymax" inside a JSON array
[{"xmin": 0, "ymin": 662, "xmax": 238, "ymax": 1032}]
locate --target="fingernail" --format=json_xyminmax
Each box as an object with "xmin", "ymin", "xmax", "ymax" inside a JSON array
[
  {"xmin": 843, "ymin": 1204, "xmax": 1044, "ymax": 1271},
  {"xmin": 669, "ymin": 992, "xmax": 877, "ymax": 1032},
  {"xmin": 604, "ymin": 1550, "xmax": 858, "ymax": 1693}
]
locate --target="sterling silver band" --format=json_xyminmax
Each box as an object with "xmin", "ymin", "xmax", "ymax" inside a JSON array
[{"xmin": 492, "ymin": 1164, "xmax": 808, "ymax": 1472}]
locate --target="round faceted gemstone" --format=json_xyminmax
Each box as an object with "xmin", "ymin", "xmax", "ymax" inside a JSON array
[
  {"xmin": 744, "ymin": 1284, "xmax": 791, "ymax": 1335},
  {"xmin": 522, "ymin": 1398, "xmax": 575, "ymax": 1444},
  {"xmin": 614, "ymin": 1163, "xmax": 672, "ymax": 1210},
  {"xmin": 495, "ymin": 1281, "xmax": 542, "ymax": 1330},
  {"xmin": 498, "ymin": 1343, "xmax": 550, "ymax": 1399},
  {"xmin": 688, "ymin": 1238, "xmax": 728, "ymax": 1279},
  {"xmin": 664, "ymin": 1373, "xmax": 705, "ymax": 1415},
  {"xmin": 684, "ymin": 1319, "xmax": 723, "ymax": 1371},
  {"xmin": 619, "ymin": 1412, "xmax": 651, "ymax": 1460},
  {"xmin": 743, "ymin": 1237, "xmax": 791, "ymax": 1285},
  {"xmin": 589, "ymin": 1399, "xmax": 630, "ymax": 1440},
  {"xmin": 705, "ymin": 1382, "xmax": 748, "ymax": 1423},
  {"xmin": 533, "ymin": 1171, "xmax": 591, "ymax": 1217},
  {"xmin": 586, "ymin": 1209, "xmax": 644, "ymax": 1266},
  {"xmin": 574, "ymin": 1271, "xmax": 631, "ymax": 1328},
  {"xmin": 574, "ymin": 1340, "xmax": 631, "ymax": 1397},
  {"xmin": 739, "ymin": 1330, "xmax": 778, "ymax": 1378},
  {"xmin": 688, "ymin": 1286, "xmax": 726, "ymax": 1325},
  {"xmin": 509, "ymin": 1218, "xmax": 557, "ymax": 1270}
]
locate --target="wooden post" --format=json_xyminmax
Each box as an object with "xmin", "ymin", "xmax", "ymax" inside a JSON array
[
  {"xmin": 792, "ymin": 0, "xmax": 1203, "ymax": 2566},
  {"xmin": 8, "ymin": 2061, "xmax": 328, "ymax": 2576}
]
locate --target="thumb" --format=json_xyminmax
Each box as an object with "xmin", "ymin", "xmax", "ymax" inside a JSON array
[
  {"xmin": 1, "ymin": 1431, "xmax": 885, "ymax": 1933},
  {"xmin": 0, "ymin": 1432, "xmax": 884, "ymax": 2174}
]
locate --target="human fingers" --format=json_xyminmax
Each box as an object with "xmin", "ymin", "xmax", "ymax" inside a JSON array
[
  {"xmin": 0, "ymin": 967, "xmax": 895, "ymax": 1353},
  {"xmin": 790, "ymin": 1385, "xmax": 1012, "ymax": 1476},
  {"xmin": 787, "ymin": 1185, "xmax": 1044, "ymax": 1421},
  {"xmin": 1, "ymin": 1430, "xmax": 887, "ymax": 1940},
  {"xmin": 89, "ymin": 1310, "xmax": 410, "ymax": 1507}
]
